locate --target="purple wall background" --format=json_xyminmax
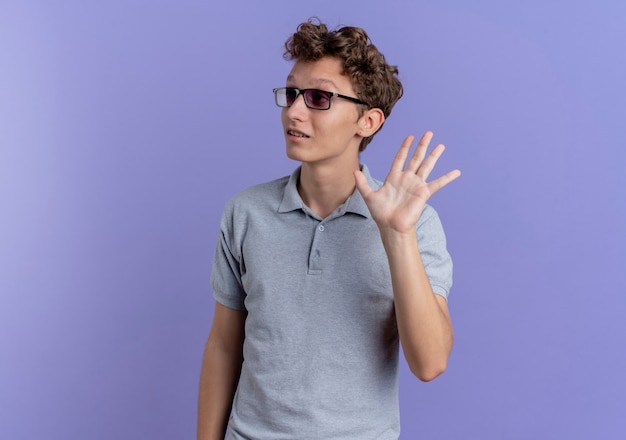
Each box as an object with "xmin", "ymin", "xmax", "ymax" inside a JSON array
[{"xmin": 1, "ymin": 1, "xmax": 625, "ymax": 439}]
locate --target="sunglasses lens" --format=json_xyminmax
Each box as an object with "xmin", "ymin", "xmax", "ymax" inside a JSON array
[
  {"xmin": 284, "ymin": 88, "xmax": 298, "ymax": 106},
  {"xmin": 274, "ymin": 88, "xmax": 332, "ymax": 109},
  {"xmin": 304, "ymin": 89, "xmax": 331, "ymax": 109}
]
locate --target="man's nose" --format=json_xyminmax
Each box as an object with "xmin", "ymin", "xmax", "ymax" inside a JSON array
[{"xmin": 285, "ymin": 93, "xmax": 309, "ymax": 118}]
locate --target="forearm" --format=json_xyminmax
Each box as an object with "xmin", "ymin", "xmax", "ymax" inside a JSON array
[
  {"xmin": 197, "ymin": 337, "xmax": 243, "ymax": 440},
  {"xmin": 380, "ymin": 229, "xmax": 453, "ymax": 381}
]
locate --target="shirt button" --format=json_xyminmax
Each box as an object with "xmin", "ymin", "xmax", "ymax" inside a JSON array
[{"xmin": 318, "ymin": 225, "xmax": 325, "ymax": 232}]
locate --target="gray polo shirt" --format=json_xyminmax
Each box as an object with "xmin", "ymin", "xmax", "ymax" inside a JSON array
[{"xmin": 211, "ymin": 165, "xmax": 452, "ymax": 440}]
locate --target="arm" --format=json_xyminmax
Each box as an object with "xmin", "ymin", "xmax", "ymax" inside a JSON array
[
  {"xmin": 355, "ymin": 131, "xmax": 460, "ymax": 382},
  {"xmin": 197, "ymin": 302, "xmax": 246, "ymax": 440},
  {"xmin": 379, "ymin": 226, "xmax": 453, "ymax": 381}
]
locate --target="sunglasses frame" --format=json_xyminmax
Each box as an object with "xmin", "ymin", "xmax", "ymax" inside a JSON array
[{"xmin": 273, "ymin": 87, "xmax": 369, "ymax": 110}]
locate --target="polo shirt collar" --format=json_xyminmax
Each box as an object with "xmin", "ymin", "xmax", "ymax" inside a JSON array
[{"xmin": 278, "ymin": 164, "xmax": 380, "ymax": 219}]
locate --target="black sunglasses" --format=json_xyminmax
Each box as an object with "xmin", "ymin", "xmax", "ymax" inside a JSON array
[{"xmin": 273, "ymin": 87, "xmax": 369, "ymax": 110}]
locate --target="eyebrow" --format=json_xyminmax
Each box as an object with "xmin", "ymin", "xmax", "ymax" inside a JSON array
[{"xmin": 286, "ymin": 75, "xmax": 339, "ymax": 90}]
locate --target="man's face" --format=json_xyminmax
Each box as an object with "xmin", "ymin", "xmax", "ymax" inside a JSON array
[{"xmin": 281, "ymin": 57, "xmax": 364, "ymax": 167}]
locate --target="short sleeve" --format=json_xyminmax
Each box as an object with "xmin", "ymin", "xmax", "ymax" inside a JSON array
[
  {"xmin": 210, "ymin": 201, "xmax": 247, "ymax": 311},
  {"xmin": 415, "ymin": 205, "xmax": 453, "ymax": 300}
]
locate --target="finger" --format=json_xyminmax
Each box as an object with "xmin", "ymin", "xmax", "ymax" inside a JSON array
[
  {"xmin": 426, "ymin": 169, "xmax": 462, "ymax": 195},
  {"xmin": 406, "ymin": 131, "xmax": 433, "ymax": 173},
  {"xmin": 354, "ymin": 169, "xmax": 374, "ymax": 199},
  {"xmin": 390, "ymin": 135, "xmax": 415, "ymax": 173},
  {"xmin": 416, "ymin": 143, "xmax": 445, "ymax": 181}
]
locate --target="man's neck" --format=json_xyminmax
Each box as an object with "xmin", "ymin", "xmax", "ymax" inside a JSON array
[{"xmin": 298, "ymin": 160, "xmax": 360, "ymax": 219}]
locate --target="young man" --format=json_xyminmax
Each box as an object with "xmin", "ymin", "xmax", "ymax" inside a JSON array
[{"xmin": 198, "ymin": 19, "xmax": 461, "ymax": 440}]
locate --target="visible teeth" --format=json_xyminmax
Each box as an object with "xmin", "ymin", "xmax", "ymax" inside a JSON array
[{"xmin": 288, "ymin": 130, "xmax": 307, "ymax": 138}]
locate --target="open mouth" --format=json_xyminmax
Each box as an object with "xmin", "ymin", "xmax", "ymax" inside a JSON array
[{"xmin": 287, "ymin": 130, "xmax": 309, "ymax": 138}]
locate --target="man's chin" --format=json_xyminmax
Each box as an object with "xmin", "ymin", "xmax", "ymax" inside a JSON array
[{"xmin": 285, "ymin": 144, "xmax": 308, "ymax": 162}]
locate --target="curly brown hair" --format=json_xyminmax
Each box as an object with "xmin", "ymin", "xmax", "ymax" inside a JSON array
[{"xmin": 284, "ymin": 18, "xmax": 404, "ymax": 151}]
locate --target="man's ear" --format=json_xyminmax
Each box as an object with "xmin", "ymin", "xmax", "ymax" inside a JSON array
[{"xmin": 357, "ymin": 108, "xmax": 385, "ymax": 138}]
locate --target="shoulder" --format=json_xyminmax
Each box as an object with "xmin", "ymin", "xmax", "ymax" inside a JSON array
[
  {"xmin": 417, "ymin": 203, "xmax": 439, "ymax": 227},
  {"xmin": 216, "ymin": 175, "xmax": 292, "ymax": 256},
  {"xmin": 224, "ymin": 175, "xmax": 290, "ymax": 214},
  {"xmin": 415, "ymin": 204, "xmax": 448, "ymax": 244}
]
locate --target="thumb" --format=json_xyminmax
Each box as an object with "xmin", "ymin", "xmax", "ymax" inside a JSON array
[{"xmin": 354, "ymin": 170, "xmax": 373, "ymax": 199}]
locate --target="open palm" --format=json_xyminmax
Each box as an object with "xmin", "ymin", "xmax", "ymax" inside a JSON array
[{"xmin": 355, "ymin": 131, "xmax": 461, "ymax": 234}]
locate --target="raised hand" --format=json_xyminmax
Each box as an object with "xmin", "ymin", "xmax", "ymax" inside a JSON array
[{"xmin": 354, "ymin": 131, "xmax": 461, "ymax": 235}]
